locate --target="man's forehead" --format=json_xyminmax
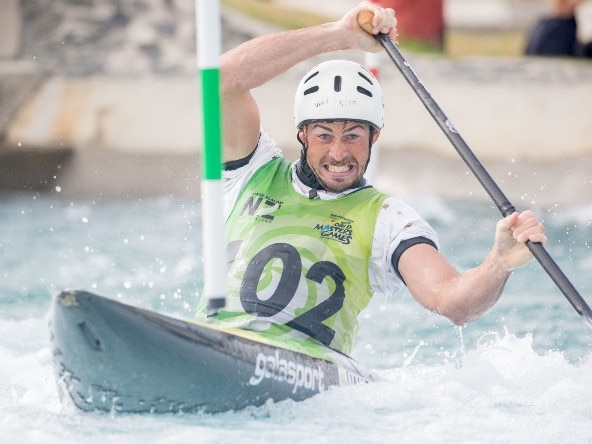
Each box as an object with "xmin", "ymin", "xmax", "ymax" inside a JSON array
[{"xmin": 309, "ymin": 121, "xmax": 368, "ymax": 131}]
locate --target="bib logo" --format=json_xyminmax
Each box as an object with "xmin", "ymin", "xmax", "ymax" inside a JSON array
[
  {"xmin": 240, "ymin": 193, "xmax": 283, "ymax": 222},
  {"xmin": 314, "ymin": 214, "xmax": 354, "ymax": 244}
]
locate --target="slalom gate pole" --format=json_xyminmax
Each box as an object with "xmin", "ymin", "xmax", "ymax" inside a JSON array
[
  {"xmin": 196, "ymin": 0, "xmax": 226, "ymax": 315},
  {"xmin": 363, "ymin": 0, "xmax": 382, "ymax": 184}
]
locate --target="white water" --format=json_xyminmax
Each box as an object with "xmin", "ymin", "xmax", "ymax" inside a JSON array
[{"xmin": 1, "ymin": 195, "xmax": 592, "ymax": 443}]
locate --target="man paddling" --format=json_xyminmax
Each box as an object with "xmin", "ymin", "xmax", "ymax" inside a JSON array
[{"xmin": 197, "ymin": 1, "xmax": 547, "ymax": 355}]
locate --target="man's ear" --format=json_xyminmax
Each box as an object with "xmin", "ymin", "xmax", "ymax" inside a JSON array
[
  {"xmin": 298, "ymin": 127, "xmax": 307, "ymax": 144},
  {"xmin": 372, "ymin": 130, "xmax": 381, "ymax": 144}
]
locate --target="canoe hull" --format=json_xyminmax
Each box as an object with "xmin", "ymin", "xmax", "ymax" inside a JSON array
[{"xmin": 49, "ymin": 290, "xmax": 382, "ymax": 413}]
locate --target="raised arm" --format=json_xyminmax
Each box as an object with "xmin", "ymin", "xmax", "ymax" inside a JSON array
[{"xmin": 219, "ymin": 1, "xmax": 397, "ymax": 162}]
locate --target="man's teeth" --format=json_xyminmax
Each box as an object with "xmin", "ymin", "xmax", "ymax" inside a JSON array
[{"xmin": 327, "ymin": 165, "xmax": 350, "ymax": 173}]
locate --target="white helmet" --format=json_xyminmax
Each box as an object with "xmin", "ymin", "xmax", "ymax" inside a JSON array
[{"xmin": 294, "ymin": 59, "xmax": 384, "ymax": 130}]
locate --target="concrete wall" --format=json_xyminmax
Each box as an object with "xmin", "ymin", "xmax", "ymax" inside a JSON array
[
  {"xmin": 0, "ymin": 0, "xmax": 21, "ymax": 59},
  {"xmin": 1, "ymin": 1, "xmax": 592, "ymax": 206}
]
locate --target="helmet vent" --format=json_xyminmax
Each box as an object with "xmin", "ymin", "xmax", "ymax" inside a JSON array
[
  {"xmin": 333, "ymin": 75, "xmax": 342, "ymax": 92},
  {"xmin": 358, "ymin": 72, "xmax": 374, "ymax": 85},
  {"xmin": 303, "ymin": 86, "xmax": 319, "ymax": 95},
  {"xmin": 357, "ymin": 86, "xmax": 372, "ymax": 97},
  {"xmin": 304, "ymin": 71, "xmax": 319, "ymax": 83}
]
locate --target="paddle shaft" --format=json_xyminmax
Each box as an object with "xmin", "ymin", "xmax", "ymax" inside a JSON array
[{"xmin": 358, "ymin": 15, "xmax": 592, "ymax": 328}]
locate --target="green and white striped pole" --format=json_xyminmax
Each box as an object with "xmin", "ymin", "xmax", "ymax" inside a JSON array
[{"xmin": 196, "ymin": 0, "xmax": 226, "ymax": 315}]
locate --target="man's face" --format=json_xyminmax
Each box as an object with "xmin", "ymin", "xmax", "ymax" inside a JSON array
[{"xmin": 298, "ymin": 121, "xmax": 379, "ymax": 192}]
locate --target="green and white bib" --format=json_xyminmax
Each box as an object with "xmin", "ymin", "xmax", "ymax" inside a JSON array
[{"xmin": 202, "ymin": 157, "xmax": 388, "ymax": 354}]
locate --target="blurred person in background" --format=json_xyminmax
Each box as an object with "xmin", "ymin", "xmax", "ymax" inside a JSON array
[{"xmin": 525, "ymin": 0, "xmax": 592, "ymax": 57}]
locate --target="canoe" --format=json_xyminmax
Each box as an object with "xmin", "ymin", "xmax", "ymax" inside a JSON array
[{"xmin": 49, "ymin": 290, "xmax": 384, "ymax": 414}]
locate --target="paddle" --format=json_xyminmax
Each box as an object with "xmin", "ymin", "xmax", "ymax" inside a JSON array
[{"xmin": 357, "ymin": 10, "xmax": 592, "ymax": 329}]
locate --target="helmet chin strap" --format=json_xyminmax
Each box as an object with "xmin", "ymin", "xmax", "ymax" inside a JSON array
[
  {"xmin": 295, "ymin": 132, "xmax": 324, "ymax": 192},
  {"xmin": 295, "ymin": 129, "xmax": 372, "ymax": 197}
]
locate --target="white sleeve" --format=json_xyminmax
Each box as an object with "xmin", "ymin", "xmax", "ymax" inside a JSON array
[
  {"xmin": 369, "ymin": 197, "xmax": 439, "ymax": 298},
  {"xmin": 223, "ymin": 129, "xmax": 284, "ymax": 219}
]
